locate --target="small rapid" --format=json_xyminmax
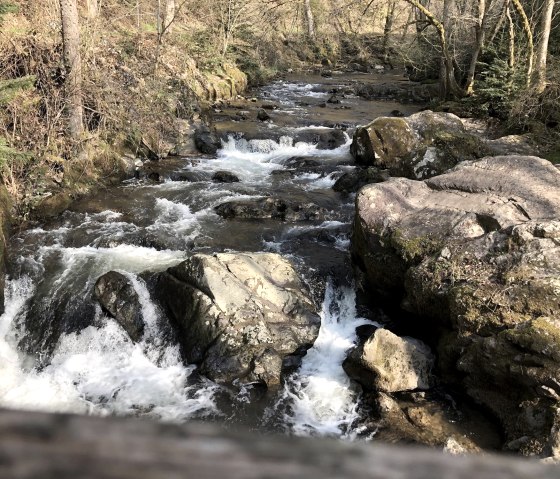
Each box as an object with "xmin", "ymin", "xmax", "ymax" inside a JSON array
[
  {"xmin": 0, "ymin": 274, "xmax": 220, "ymax": 420},
  {"xmin": 277, "ymin": 282, "xmax": 374, "ymax": 438},
  {"xmin": 0, "ymin": 74, "xmax": 414, "ymax": 438}
]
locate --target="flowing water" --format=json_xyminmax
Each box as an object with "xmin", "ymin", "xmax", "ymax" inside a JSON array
[{"xmin": 0, "ymin": 73, "xmax": 419, "ymax": 437}]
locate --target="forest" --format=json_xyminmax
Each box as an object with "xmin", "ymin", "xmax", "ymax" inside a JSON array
[{"xmin": 0, "ymin": 0, "xmax": 558, "ymax": 217}]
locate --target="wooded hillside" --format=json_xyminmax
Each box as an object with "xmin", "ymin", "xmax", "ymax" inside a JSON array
[{"xmin": 0, "ymin": 0, "xmax": 559, "ymax": 217}]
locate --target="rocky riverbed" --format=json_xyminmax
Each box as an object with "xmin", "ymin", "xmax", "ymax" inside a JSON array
[{"xmin": 0, "ymin": 70, "xmax": 558, "ymax": 459}]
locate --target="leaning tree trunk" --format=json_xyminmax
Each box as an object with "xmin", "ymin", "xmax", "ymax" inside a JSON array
[
  {"xmin": 59, "ymin": 0, "xmax": 83, "ymax": 139},
  {"xmin": 304, "ymin": 0, "xmax": 316, "ymax": 41},
  {"xmin": 465, "ymin": 0, "xmax": 488, "ymax": 94},
  {"xmin": 510, "ymin": 0, "xmax": 534, "ymax": 87},
  {"xmin": 439, "ymin": 0, "xmax": 462, "ymax": 98},
  {"xmin": 532, "ymin": 0, "xmax": 554, "ymax": 93}
]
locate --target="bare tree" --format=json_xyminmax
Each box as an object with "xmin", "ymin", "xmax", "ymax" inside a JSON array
[
  {"xmin": 59, "ymin": 0, "xmax": 83, "ymax": 139},
  {"xmin": 506, "ymin": 2, "xmax": 515, "ymax": 69},
  {"xmin": 383, "ymin": 0, "xmax": 397, "ymax": 56},
  {"xmin": 403, "ymin": 0, "xmax": 463, "ymax": 98},
  {"xmin": 465, "ymin": 0, "xmax": 490, "ymax": 94},
  {"xmin": 86, "ymin": 0, "xmax": 99, "ymax": 20},
  {"xmin": 510, "ymin": 0, "xmax": 534, "ymax": 86},
  {"xmin": 532, "ymin": 0, "xmax": 554, "ymax": 92},
  {"xmin": 304, "ymin": 0, "xmax": 316, "ymax": 40}
]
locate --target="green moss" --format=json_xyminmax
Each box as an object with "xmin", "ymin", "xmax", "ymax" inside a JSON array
[
  {"xmin": 390, "ymin": 229, "xmax": 444, "ymax": 264},
  {"xmin": 544, "ymin": 151, "xmax": 560, "ymax": 165},
  {"xmin": 0, "ymin": 2, "xmax": 18, "ymax": 17},
  {"xmin": 0, "ymin": 76, "xmax": 36, "ymax": 106},
  {"xmin": 504, "ymin": 317, "xmax": 560, "ymax": 361}
]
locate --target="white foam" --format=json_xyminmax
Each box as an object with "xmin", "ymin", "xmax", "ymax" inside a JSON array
[
  {"xmin": 279, "ymin": 283, "xmax": 375, "ymax": 438},
  {"xmin": 0, "ymin": 275, "xmax": 220, "ymax": 421}
]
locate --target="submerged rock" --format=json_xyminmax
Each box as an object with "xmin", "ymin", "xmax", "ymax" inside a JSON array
[
  {"xmin": 211, "ymin": 171, "xmax": 240, "ymax": 183},
  {"xmin": 156, "ymin": 253, "xmax": 320, "ymax": 387},
  {"xmin": 94, "ymin": 272, "xmax": 144, "ymax": 342},
  {"xmin": 350, "ymin": 110, "xmax": 492, "ymax": 179},
  {"xmin": 343, "ymin": 328, "xmax": 434, "ymax": 393},
  {"xmin": 257, "ymin": 109, "xmax": 271, "ymax": 122},
  {"xmin": 215, "ymin": 197, "xmax": 328, "ymax": 222},
  {"xmin": 351, "ymin": 155, "xmax": 560, "ymax": 455},
  {"xmin": 169, "ymin": 171, "xmax": 212, "ymax": 182}
]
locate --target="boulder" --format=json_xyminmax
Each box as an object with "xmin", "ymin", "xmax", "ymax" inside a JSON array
[
  {"xmin": 343, "ymin": 329, "xmax": 434, "ymax": 393},
  {"xmin": 156, "ymin": 253, "xmax": 320, "ymax": 386},
  {"xmin": 194, "ymin": 125, "xmax": 221, "ymax": 155},
  {"xmin": 365, "ymin": 390, "xmax": 500, "ymax": 452},
  {"xmin": 351, "ymin": 155, "xmax": 560, "ymax": 455},
  {"xmin": 215, "ymin": 197, "xmax": 328, "ymax": 222},
  {"xmin": 211, "ymin": 171, "xmax": 240, "ymax": 183},
  {"xmin": 94, "ymin": 272, "xmax": 144, "ymax": 342},
  {"xmin": 350, "ymin": 110, "xmax": 492, "ymax": 179},
  {"xmin": 257, "ymin": 109, "xmax": 271, "ymax": 122},
  {"xmin": 333, "ymin": 167, "xmax": 389, "ymax": 194}
]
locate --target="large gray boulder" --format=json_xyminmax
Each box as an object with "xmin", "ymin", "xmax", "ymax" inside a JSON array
[
  {"xmin": 351, "ymin": 155, "xmax": 560, "ymax": 456},
  {"xmin": 156, "ymin": 253, "xmax": 320, "ymax": 387},
  {"xmin": 343, "ymin": 328, "xmax": 434, "ymax": 392},
  {"xmin": 350, "ymin": 111, "xmax": 492, "ymax": 179}
]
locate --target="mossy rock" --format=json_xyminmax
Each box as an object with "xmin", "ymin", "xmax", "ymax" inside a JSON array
[
  {"xmin": 390, "ymin": 229, "xmax": 444, "ymax": 264},
  {"xmin": 504, "ymin": 317, "xmax": 560, "ymax": 361}
]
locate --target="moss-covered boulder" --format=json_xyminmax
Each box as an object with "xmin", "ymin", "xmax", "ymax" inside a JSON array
[
  {"xmin": 351, "ymin": 155, "xmax": 560, "ymax": 457},
  {"xmin": 350, "ymin": 110, "xmax": 493, "ymax": 179}
]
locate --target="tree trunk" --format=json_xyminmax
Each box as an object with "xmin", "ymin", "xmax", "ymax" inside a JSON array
[
  {"xmin": 404, "ymin": 0, "xmax": 463, "ymax": 98},
  {"xmin": 383, "ymin": 0, "xmax": 396, "ymax": 56},
  {"xmin": 506, "ymin": 3, "xmax": 515, "ymax": 69},
  {"xmin": 532, "ymin": 0, "xmax": 554, "ymax": 92},
  {"xmin": 510, "ymin": 0, "xmax": 533, "ymax": 87},
  {"xmin": 465, "ymin": 0, "xmax": 488, "ymax": 94},
  {"xmin": 59, "ymin": 0, "xmax": 83, "ymax": 139},
  {"xmin": 304, "ymin": 0, "xmax": 316, "ymax": 41},
  {"xmin": 440, "ymin": 0, "xmax": 463, "ymax": 98},
  {"xmin": 164, "ymin": 0, "xmax": 175, "ymax": 32},
  {"xmin": 401, "ymin": 7, "xmax": 414, "ymax": 40},
  {"xmin": 488, "ymin": 0, "xmax": 508, "ymax": 44},
  {"xmin": 86, "ymin": 0, "xmax": 98, "ymax": 19}
]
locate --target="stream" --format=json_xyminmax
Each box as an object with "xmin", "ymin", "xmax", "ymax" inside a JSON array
[{"xmin": 0, "ymin": 72, "xmax": 420, "ymax": 437}]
